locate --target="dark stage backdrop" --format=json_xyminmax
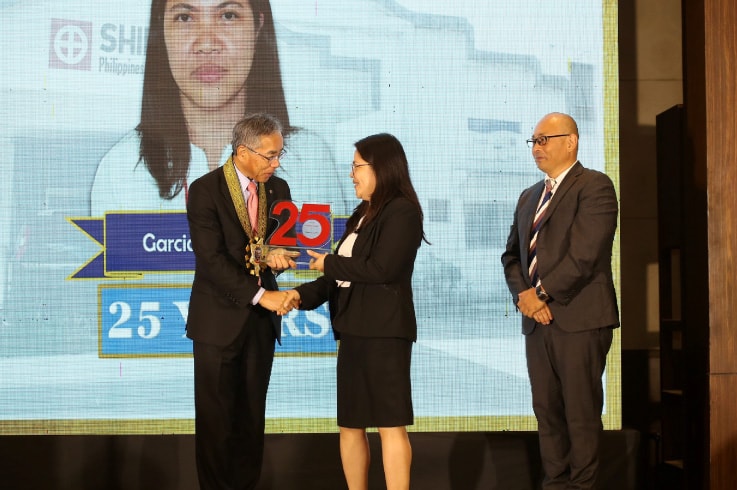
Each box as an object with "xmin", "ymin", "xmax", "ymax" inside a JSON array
[{"xmin": 0, "ymin": 431, "xmax": 640, "ymax": 489}]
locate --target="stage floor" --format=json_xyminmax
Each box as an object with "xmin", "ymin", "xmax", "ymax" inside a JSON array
[{"xmin": 0, "ymin": 430, "xmax": 641, "ymax": 489}]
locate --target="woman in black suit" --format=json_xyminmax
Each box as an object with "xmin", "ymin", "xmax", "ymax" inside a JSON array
[{"xmin": 284, "ymin": 133, "xmax": 427, "ymax": 490}]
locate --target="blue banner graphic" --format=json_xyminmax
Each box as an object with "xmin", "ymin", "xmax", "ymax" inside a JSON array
[
  {"xmin": 99, "ymin": 285, "xmax": 336, "ymax": 357},
  {"xmin": 99, "ymin": 285, "xmax": 192, "ymax": 357},
  {"xmin": 70, "ymin": 206, "xmax": 346, "ymax": 279},
  {"xmin": 69, "ymin": 212, "xmax": 192, "ymax": 279}
]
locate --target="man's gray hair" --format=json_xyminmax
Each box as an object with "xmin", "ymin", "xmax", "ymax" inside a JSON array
[{"xmin": 232, "ymin": 113, "xmax": 283, "ymax": 153}]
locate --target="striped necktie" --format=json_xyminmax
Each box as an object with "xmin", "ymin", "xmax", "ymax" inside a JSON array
[{"xmin": 528, "ymin": 179, "xmax": 553, "ymax": 287}]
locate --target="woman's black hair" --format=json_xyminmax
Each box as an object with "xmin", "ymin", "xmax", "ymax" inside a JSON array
[
  {"xmin": 346, "ymin": 133, "xmax": 428, "ymax": 244},
  {"xmin": 137, "ymin": 0, "xmax": 292, "ymax": 199}
]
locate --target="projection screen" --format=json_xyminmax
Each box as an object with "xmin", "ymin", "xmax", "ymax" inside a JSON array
[{"xmin": 0, "ymin": 0, "xmax": 620, "ymax": 434}]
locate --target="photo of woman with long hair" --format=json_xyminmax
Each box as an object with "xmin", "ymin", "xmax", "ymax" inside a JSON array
[{"xmin": 91, "ymin": 0, "xmax": 346, "ymax": 216}]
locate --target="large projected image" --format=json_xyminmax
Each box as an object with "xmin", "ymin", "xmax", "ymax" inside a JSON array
[{"xmin": 0, "ymin": 0, "xmax": 619, "ymax": 434}]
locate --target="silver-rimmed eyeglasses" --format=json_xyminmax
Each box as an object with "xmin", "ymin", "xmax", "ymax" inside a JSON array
[
  {"xmin": 351, "ymin": 162, "xmax": 372, "ymax": 171},
  {"xmin": 526, "ymin": 134, "xmax": 570, "ymax": 148},
  {"xmin": 247, "ymin": 146, "xmax": 286, "ymax": 163}
]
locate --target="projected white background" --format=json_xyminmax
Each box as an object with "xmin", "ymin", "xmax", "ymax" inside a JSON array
[{"xmin": 0, "ymin": 0, "xmax": 619, "ymax": 434}]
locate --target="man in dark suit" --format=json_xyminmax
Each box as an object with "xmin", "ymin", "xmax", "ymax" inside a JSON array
[
  {"xmin": 186, "ymin": 113, "xmax": 297, "ymax": 490},
  {"xmin": 501, "ymin": 112, "xmax": 619, "ymax": 489}
]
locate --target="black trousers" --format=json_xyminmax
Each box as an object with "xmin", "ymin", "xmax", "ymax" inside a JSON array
[
  {"xmin": 192, "ymin": 306, "xmax": 276, "ymax": 490},
  {"xmin": 525, "ymin": 324, "xmax": 613, "ymax": 490}
]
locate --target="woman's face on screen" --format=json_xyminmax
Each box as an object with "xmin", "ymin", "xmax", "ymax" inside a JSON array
[{"xmin": 164, "ymin": 0, "xmax": 260, "ymax": 109}]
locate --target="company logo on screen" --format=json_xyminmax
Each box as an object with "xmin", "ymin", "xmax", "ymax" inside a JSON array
[{"xmin": 49, "ymin": 19, "xmax": 92, "ymax": 71}]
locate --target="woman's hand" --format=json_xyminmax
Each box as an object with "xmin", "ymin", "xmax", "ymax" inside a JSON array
[{"xmin": 306, "ymin": 249, "xmax": 327, "ymax": 272}]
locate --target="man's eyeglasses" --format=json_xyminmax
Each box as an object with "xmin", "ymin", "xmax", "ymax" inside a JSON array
[
  {"xmin": 246, "ymin": 146, "xmax": 286, "ymax": 163},
  {"xmin": 526, "ymin": 134, "xmax": 570, "ymax": 148},
  {"xmin": 350, "ymin": 162, "xmax": 372, "ymax": 171}
]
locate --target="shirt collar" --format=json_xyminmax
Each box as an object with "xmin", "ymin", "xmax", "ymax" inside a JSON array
[{"xmin": 546, "ymin": 160, "xmax": 577, "ymax": 191}]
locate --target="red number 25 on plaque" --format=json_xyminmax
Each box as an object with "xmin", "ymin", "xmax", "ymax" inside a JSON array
[{"xmin": 268, "ymin": 202, "xmax": 332, "ymax": 248}]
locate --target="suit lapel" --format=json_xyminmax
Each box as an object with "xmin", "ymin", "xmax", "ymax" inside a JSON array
[
  {"xmin": 338, "ymin": 210, "xmax": 376, "ymax": 258},
  {"xmin": 521, "ymin": 181, "xmax": 546, "ymax": 243},
  {"xmin": 264, "ymin": 180, "xmax": 280, "ymax": 237},
  {"xmin": 352, "ymin": 219, "xmax": 372, "ymax": 257},
  {"xmin": 218, "ymin": 167, "xmax": 245, "ymax": 232},
  {"xmin": 538, "ymin": 161, "xmax": 583, "ymax": 228}
]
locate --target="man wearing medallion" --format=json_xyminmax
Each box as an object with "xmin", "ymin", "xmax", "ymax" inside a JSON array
[{"xmin": 186, "ymin": 113, "xmax": 297, "ymax": 490}]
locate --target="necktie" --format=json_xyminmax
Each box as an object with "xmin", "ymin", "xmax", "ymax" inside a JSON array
[
  {"xmin": 528, "ymin": 179, "xmax": 553, "ymax": 287},
  {"xmin": 247, "ymin": 180, "xmax": 258, "ymax": 235}
]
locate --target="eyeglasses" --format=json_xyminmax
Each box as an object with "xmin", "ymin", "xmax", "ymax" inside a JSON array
[
  {"xmin": 526, "ymin": 134, "xmax": 570, "ymax": 148},
  {"xmin": 246, "ymin": 146, "xmax": 286, "ymax": 163},
  {"xmin": 350, "ymin": 162, "xmax": 372, "ymax": 171}
]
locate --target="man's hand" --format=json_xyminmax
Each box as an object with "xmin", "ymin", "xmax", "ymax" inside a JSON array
[
  {"xmin": 257, "ymin": 289, "xmax": 301, "ymax": 316},
  {"xmin": 258, "ymin": 290, "xmax": 291, "ymax": 316},
  {"xmin": 265, "ymin": 248, "xmax": 300, "ymax": 271},
  {"xmin": 282, "ymin": 289, "xmax": 301, "ymax": 313},
  {"xmin": 517, "ymin": 287, "xmax": 553, "ymax": 325}
]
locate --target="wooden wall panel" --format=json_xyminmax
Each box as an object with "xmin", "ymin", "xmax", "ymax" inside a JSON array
[
  {"xmin": 710, "ymin": 376, "xmax": 737, "ymax": 489},
  {"xmin": 682, "ymin": 0, "xmax": 737, "ymax": 487},
  {"xmin": 705, "ymin": 0, "xmax": 737, "ymax": 374},
  {"xmin": 704, "ymin": 4, "xmax": 737, "ymax": 485}
]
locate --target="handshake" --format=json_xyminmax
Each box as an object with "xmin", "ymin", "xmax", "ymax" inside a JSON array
[
  {"xmin": 276, "ymin": 289, "xmax": 301, "ymax": 316},
  {"xmin": 257, "ymin": 247, "xmax": 329, "ymax": 316},
  {"xmin": 258, "ymin": 289, "xmax": 300, "ymax": 316}
]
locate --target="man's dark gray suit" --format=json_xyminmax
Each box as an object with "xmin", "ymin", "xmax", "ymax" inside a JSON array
[
  {"xmin": 502, "ymin": 160, "xmax": 619, "ymax": 489},
  {"xmin": 186, "ymin": 165, "xmax": 291, "ymax": 490}
]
